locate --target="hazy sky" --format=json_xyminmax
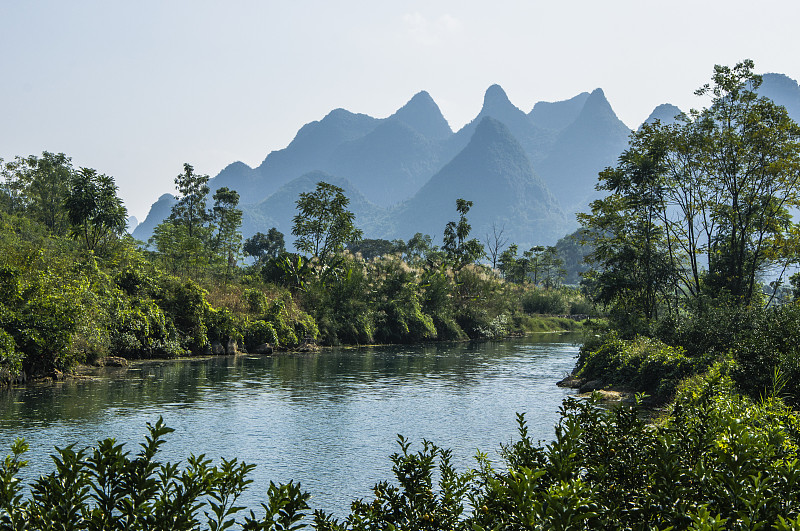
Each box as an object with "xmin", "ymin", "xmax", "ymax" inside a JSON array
[{"xmin": 2, "ymin": 1, "xmax": 799, "ymax": 219}]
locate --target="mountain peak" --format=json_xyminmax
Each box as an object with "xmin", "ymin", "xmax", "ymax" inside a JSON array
[
  {"xmin": 396, "ymin": 113, "xmax": 567, "ymax": 248},
  {"xmin": 482, "ymin": 84, "xmax": 514, "ymax": 114},
  {"xmin": 390, "ymin": 90, "xmax": 452, "ymax": 140},
  {"xmin": 574, "ymin": 88, "xmax": 627, "ymax": 127},
  {"xmin": 640, "ymin": 103, "xmax": 683, "ymax": 129},
  {"xmin": 472, "ymin": 115, "xmax": 509, "ymax": 142},
  {"xmin": 585, "ymin": 88, "xmax": 612, "ymax": 111},
  {"xmin": 759, "ymin": 73, "xmax": 800, "ymax": 122},
  {"xmin": 529, "ymin": 92, "xmax": 591, "ymax": 131}
]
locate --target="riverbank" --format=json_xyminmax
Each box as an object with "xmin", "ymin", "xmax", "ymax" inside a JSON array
[{"xmin": 3, "ymin": 315, "xmax": 593, "ymax": 388}]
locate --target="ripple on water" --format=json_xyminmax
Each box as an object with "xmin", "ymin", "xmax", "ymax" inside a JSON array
[{"xmin": 0, "ymin": 335, "xmax": 580, "ymax": 518}]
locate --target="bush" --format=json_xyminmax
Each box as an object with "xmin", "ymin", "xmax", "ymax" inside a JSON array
[
  {"xmin": 577, "ymin": 332, "xmax": 714, "ymax": 402},
  {"xmin": 0, "ymin": 418, "xmax": 311, "ymax": 530},
  {"xmin": 243, "ymin": 319, "xmax": 278, "ymax": 350},
  {"xmin": 0, "ymin": 329, "xmax": 21, "ymax": 380},
  {"xmin": 521, "ymin": 289, "xmax": 569, "ymax": 315},
  {"xmin": 110, "ymin": 298, "xmax": 185, "ymax": 359},
  {"xmin": 728, "ymin": 304, "xmax": 800, "ymax": 407}
]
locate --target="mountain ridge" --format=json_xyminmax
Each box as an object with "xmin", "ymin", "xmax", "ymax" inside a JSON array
[{"xmin": 134, "ymin": 72, "xmax": 800, "ymax": 250}]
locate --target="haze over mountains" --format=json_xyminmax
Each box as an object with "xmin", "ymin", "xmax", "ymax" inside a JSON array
[{"xmin": 133, "ymin": 73, "xmax": 800, "ymax": 250}]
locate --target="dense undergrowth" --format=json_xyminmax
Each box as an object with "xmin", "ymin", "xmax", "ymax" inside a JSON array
[
  {"xmin": 0, "ymin": 207, "xmax": 592, "ymax": 383},
  {"xmin": 575, "ymin": 302, "xmax": 800, "ymax": 407}
]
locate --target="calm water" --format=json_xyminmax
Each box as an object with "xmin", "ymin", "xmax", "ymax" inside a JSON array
[{"xmin": 0, "ymin": 334, "xmax": 580, "ymax": 516}]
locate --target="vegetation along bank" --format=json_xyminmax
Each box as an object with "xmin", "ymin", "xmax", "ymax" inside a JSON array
[{"xmin": 0, "ymin": 149, "xmax": 593, "ymax": 385}]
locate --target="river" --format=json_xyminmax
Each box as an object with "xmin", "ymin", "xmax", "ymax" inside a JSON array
[{"xmin": 0, "ymin": 333, "xmax": 581, "ymax": 517}]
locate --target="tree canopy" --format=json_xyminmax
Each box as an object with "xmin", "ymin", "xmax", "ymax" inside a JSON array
[
  {"xmin": 580, "ymin": 60, "xmax": 800, "ymax": 327},
  {"xmin": 292, "ymin": 181, "xmax": 362, "ymax": 267}
]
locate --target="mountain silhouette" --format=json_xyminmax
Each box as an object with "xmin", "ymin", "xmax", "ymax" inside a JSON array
[
  {"xmin": 390, "ymin": 117, "xmax": 567, "ymax": 248},
  {"xmin": 443, "ymin": 84, "xmax": 556, "ymax": 165},
  {"xmin": 389, "ymin": 90, "xmax": 453, "ymax": 141},
  {"xmin": 529, "ymin": 92, "xmax": 590, "ymax": 131},
  {"xmin": 132, "ymin": 193, "xmax": 177, "ymax": 243},
  {"xmin": 640, "ymin": 103, "xmax": 683, "ymax": 129},
  {"xmin": 136, "ymin": 73, "xmax": 800, "ymax": 250},
  {"xmin": 328, "ymin": 118, "xmax": 443, "ymax": 206},
  {"xmin": 760, "ymin": 73, "xmax": 800, "ymax": 122},
  {"xmin": 536, "ymin": 88, "xmax": 632, "ymax": 214}
]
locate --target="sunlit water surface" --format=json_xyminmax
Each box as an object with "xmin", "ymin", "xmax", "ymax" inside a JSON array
[{"xmin": 0, "ymin": 334, "xmax": 580, "ymax": 516}]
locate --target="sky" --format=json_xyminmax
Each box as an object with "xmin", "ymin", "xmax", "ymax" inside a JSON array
[{"xmin": 2, "ymin": 1, "xmax": 800, "ymax": 220}]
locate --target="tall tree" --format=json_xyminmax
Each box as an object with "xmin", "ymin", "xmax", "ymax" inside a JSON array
[
  {"xmin": 1, "ymin": 152, "xmax": 73, "ymax": 235},
  {"xmin": 152, "ymin": 163, "xmax": 212, "ymax": 276},
  {"xmin": 442, "ymin": 199, "xmax": 484, "ymax": 271},
  {"xmin": 170, "ymin": 163, "xmax": 210, "ymax": 240},
  {"xmin": 292, "ymin": 182, "xmax": 362, "ymax": 268},
  {"xmin": 211, "ymin": 187, "xmax": 243, "ymax": 283},
  {"xmin": 580, "ymin": 60, "xmax": 800, "ymax": 322},
  {"xmin": 65, "ymin": 168, "xmax": 128, "ymax": 253}
]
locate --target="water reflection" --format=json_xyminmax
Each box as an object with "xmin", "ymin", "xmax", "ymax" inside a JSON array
[{"xmin": 0, "ymin": 333, "xmax": 581, "ymax": 516}]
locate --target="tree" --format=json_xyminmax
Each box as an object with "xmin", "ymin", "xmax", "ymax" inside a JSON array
[
  {"xmin": 442, "ymin": 199, "xmax": 484, "ymax": 271},
  {"xmin": 152, "ymin": 163, "xmax": 213, "ymax": 276},
  {"xmin": 211, "ymin": 187, "xmax": 243, "ymax": 282},
  {"xmin": 484, "ymin": 223, "xmax": 509, "ymax": 269},
  {"xmin": 579, "ymin": 143, "xmax": 675, "ymax": 320},
  {"xmin": 538, "ymin": 246, "xmax": 567, "ymax": 289},
  {"xmin": 65, "ymin": 168, "xmax": 128, "ymax": 253},
  {"xmin": 691, "ymin": 61, "xmax": 800, "ymax": 303},
  {"xmin": 580, "ymin": 60, "xmax": 800, "ymax": 322},
  {"xmin": 170, "ymin": 163, "xmax": 211, "ymax": 240},
  {"xmin": 404, "ymin": 233, "xmax": 436, "ymax": 264},
  {"xmin": 292, "ymin": 182, "xmax": 362, "ymax": 268},
  {"xmin": 1, "ymin": 152, "xmax": 73, "ymax": 235},
  {"xmin": 498, "ymin": 244, "xmax": 520, "ymax": 282},
  {"xmin": 244, "ymin": 228, "xmax": 285, "ymax": 265}
]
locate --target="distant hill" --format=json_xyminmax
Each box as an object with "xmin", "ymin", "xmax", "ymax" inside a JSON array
[
  {"xmin": 443, "ymin": 84, "xmax": 556, "ymax": 166},
  {"xmin": 389, "ymin": 90, "xmax": 453, "ymax": 141},
  {"xmin": 132, "ymin": 193, "xmax": 177, "ymax": 243},
  {"xmin": 760, "ymin": 73, "xmax": 800, "ymax": 122},
  {"xmin": 389, "ymin": 117, "xmax": 567, "ymax": 248},
  {"xmin": 328, "ymin": 118, "xmax": 443, "ymax": 206},
  {"xmin": 242, "ymin": 171, "xmax": 387, "ymax": 243},
  {"xmin": 536, "ymin": 88, "xmax": 632, "ymax": 215},
  {"xmin": 641, "ymin": 103, "xmax": 683, "ymax": 129},
  {"xmin": 135, "ymin": 72, "xmax": 800, "ymax": 251},
  {"xmin": 529, "ymin": 92, "xmax": 590, "ymax": 131},
  {"xmin": 126, "ymin": 216, "xmax": 139, "ymax": 234}
]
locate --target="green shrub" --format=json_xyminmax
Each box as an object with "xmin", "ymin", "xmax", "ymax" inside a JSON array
[
  {"xmin": 521, "ymin": 289, "xmax": 569, "ymax": 315},
  {"xmin": 206, "ymin": 307, "xmax": 243, "ymax": 347},
  {"xmin": 0, "ymin": 418, "xmax": 311, "ymax": 530},
  {"xmin": 0, "ymin": 329, "xmax": 21, "ymax": 379},
  {"xmin": 244, "ymin": 287, "xmax": 268, "ymax": 315},
  {"xmin": 153, "ymin": 277, "xmax": 211, "ymax": 353},
  {"xmin": 7, "ymin": 391, "xmax": 800, "ymax": 530},
  {"xmin": 244, "ymin": 319, "xmax": 278, "ymax": 350},
  {"xmin": 110, "ymin": 298, "xmax": 185, "ymax": 359},
  {"xmin": 577, "ymin": 332, "xmax": 714, "ymax": 401}
]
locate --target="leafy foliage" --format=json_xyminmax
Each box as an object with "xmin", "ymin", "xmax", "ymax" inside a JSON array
[
  {"xmin": 65, "ymin": 168, "xmax": 128, "ymax": 254},
  {"xmin": 580, "ymin": 60, "xmax": 800, "ymax": 331},
  {"xmin": 292, "ymin": 181, "xmax": 362, "ymax": 270}
]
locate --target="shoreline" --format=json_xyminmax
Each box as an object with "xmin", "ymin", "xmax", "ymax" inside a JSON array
[{"xmin": 5, "ymin": 327, "xmax": 588, "ymax": 388}]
